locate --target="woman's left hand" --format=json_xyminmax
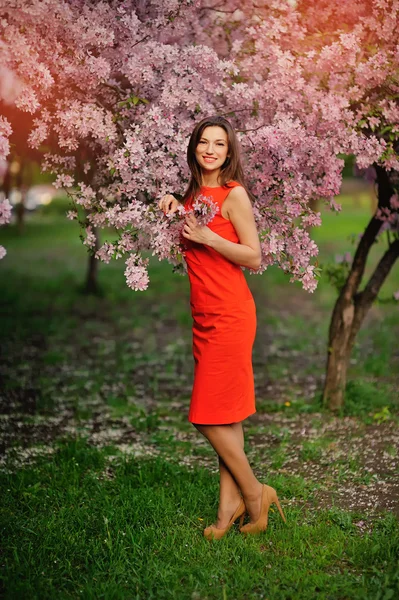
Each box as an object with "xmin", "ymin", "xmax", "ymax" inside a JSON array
[{"xmin": 182, "ymin": 213, "xmax": 215, "ymax": 245}]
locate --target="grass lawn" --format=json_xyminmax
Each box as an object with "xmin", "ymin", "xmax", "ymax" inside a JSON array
[{"xmin": 0, "ymin": 192, "xmax": 398, "ymax": 599}]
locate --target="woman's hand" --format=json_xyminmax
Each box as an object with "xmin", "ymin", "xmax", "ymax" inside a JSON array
[
  {"xmin": 182, "ymin": 212, "xmax": 215, "ymax": 245},
  {"xmin": 158, "ymin": 194, "xmax": 180, "ymax": 215}
]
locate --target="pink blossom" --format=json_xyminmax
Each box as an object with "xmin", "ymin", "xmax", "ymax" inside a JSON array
[
  {"xmin": 390, "ymin": 194, "xmax": 399, "ymax": 210},
  {"xmin": 0, "ymin": 65, "xmax": 23, "ymax": 104},
  {"xmin": 0, "ymin": 198, "xmax": 12, "ymax": 225},
  {"xmin": 76, "ymin": 184, "xmax": 96, "ymax": 209},
  {"xmin": 83, "ymin": 226, "xmax": 96, "ymax": 248},
  {"xmin": 14, "ymin": 88, "xmax": 40, "ymax": 113},
  {"xmin": 54, "ymin": 174, "xmax": 74, "ymax": 189},
  {"xmin": 118, "ymin": 232, "xmax": 138, "ymax": 253},
  {"xmin": 124, "ymin": 254, "xmax": 150, "ymax": 291},
  {"xmin": 1, "ymin": 0, "xmax": 398, "ymax": 291},
  {"xmin": 0, "ymin": 198, "xmax": 12, "ymax": 260},
  {"xmin": 302, "ymin": 212, "xmax": 322, "ymax": 228},
  {"xmin": 189, "ymin": 194, "xmax": 220, "ymax": 226},
  {"xmin": 300, "ymin": 266, "xmax": 318, "ymax": 293},
  {"xmin": 28, "ymin": 120, "xmax": 48, "ymax": 149},
  {"xmin": 0, "ymin": 116, "xmax": 12, "ymax": 162},
  {"xmin": 376, "ymin": 206, "xmax": 399, "ymax": 234},
  {"xmin": 96, "ymin": 242, "xmax": 115, "ymax": 264}
]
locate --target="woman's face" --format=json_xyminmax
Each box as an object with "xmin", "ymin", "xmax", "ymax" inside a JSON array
[{"xmin": 195, "ymin": 126, "xmax": 229, "ymax": 173}]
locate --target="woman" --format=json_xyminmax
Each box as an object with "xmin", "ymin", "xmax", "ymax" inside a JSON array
[{"xmin": 158, "ymin": 115, "xmax": 286, "ymax": 540}]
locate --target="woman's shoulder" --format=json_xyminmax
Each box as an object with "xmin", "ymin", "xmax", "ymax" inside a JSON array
[
  {"xmin": 224, "ymin": 181, "xmax": 247, "ymax": 197},
  {"xmin": 225, "ymin": 180, "xmax": 243, "ymax": 188},
  {"xmin": 224, "ymin": 182, "xmax": 251, "ymax": 206}
]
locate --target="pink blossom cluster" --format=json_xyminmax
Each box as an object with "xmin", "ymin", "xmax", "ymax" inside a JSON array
[
  {"xmin": 0, "ymin": 197, "xmax": 11, "ymax": 226},
  {"xmin": 1, "ymin": 1, "xmax": 398, "ymax": 290},
  {"xmin": 189, "ymin": 194, "xmax": 220, "ymax": 227},
  {"xmin": 82, "ymin": 226, "xmax": 97, "ymax": 249},
  {"xmin": 0, "ymin": 198, "xmax": 12, "ymax": 259},
  {"xmin": 376, "ymin": 195, "xmax": 399, "ymax": 235},
  {"xmin": 124, "ymin": 254, "xmax": 150, "ymax": 291},
  {"xmin": 147, "ymin": 194, "xmax": 221, "ymax": 277},
  {"xmin": 185, "ymin": 0, "xmax": 399, "ymax": 289},
  {"xmin": 0, "ymin": 116, "xmax": 12, "ymax": 162}
]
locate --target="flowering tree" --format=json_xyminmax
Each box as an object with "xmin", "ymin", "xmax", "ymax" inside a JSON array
[
  {"xmin": 1, "ymin": 0, "xmax": 398, "ymax": 409},
  {"xmin": 279, "ymin": 0, "xmax": 399, "ymax": 410},
  {"xmin": 221, "ymin": 0, "xmax": 399, "ymax": 410},
  {"xmin": 0, "ymin": 0, "xmax": 329, "ymax": 294},
  {"xmin": 0, "ymin": 0, "xmax": 230, "ymax": 280}
]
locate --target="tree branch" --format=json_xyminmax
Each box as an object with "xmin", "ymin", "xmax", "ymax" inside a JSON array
[
  {"xmin": 351, "ymin": 238, "xmax": 399, "ymax": 341},
  {"xmin": 361, "ymin": 237, "xmax": 399, "ymax": 303},
  {"xmin": 342, "ymin": 164, "xmax": 394, "ymax": 301}
]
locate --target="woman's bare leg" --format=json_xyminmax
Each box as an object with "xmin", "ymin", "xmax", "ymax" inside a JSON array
[
  {"xmin": 215, "ymin": 422, "xmax": 244, "ymax": 528},
  {"xmin": 194, "ymin": 422, "xmax": 263, "ymax": 526}
]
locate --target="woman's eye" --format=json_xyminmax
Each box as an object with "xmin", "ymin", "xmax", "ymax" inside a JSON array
[{"xmin": 198, "ymin": 141, "xmax": 206, "ymax": 144}]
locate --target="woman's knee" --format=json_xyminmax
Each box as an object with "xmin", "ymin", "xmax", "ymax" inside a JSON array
[{"xmin": 193, "ymin": 423, "xmax": 210, "ymax": 436}]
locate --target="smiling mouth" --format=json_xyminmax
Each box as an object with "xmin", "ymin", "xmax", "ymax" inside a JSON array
[{"xmin": 203, "ymin": 157, "xmax": 217, "ymax": 162}]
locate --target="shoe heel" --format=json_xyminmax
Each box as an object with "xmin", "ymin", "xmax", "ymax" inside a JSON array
[
  {"xmin": 239, "ymin": 513, "xmax": 245, "ymax": 528},
  {"xmin": 274, "ymin": 497, "xmax": 286, "ymax": 523}
]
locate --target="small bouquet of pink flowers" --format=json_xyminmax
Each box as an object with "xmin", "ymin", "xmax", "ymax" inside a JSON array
[
  {"xmin": 186, "ymin": 193, "xmax": 219, "ymax": 226},
  {"xmin": 160, "ymin": 193, "xmax": 219, "ymax": 276}
]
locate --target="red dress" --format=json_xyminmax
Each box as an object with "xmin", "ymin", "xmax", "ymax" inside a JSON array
[{"xmin": 181, "ymin": 181, "xmax": 257, "ymax": 424}]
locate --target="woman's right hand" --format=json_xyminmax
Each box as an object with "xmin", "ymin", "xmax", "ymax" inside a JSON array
[{"xmin": 158, "ymin": 194, "xmax": 180, "ymax": 215}]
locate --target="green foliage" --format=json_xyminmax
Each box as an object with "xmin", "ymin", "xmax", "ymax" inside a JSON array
[
  {"xmin": 118, "ymin": 95, "xmax": 149, "ymax": 109},
  {"xmin": 343, "ymin": 381, "xmax": 396, "ymax": 420},
  {"xmin": 373, "ymin": 406, "xmax": 392, "ymax": 425},
  {"xmin": 321, "ymin": 261, "xmax": 351, "ymax": 292},
  {"xmin": 340, "ymin": 154, "xmax": 356, "ymax": 178}
]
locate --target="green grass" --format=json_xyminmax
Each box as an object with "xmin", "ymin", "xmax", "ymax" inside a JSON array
[
  {"xmin": 1, "ymin": 439, "xmax": 398, "ymax": 600},
  {"xmin": 0, "ymin": 195, "xmax": 399, "ymax": 598}
]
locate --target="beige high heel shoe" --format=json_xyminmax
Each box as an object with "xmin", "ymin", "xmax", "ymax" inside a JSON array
[
  {"xmin": 239, "ymin": 484, "xmax": 286, "ymax": 536},
  {"xmin": 203, "ymin": 498, "xmax": 246, "ymax": 541}
]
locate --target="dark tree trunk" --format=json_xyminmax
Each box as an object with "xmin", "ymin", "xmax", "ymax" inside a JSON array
[
  {"xmin": 15, "ymin": 187, "xmax": 27, "ymax": 234},
  {"xmin": 323, "ymin": 165, "xmax": 399, "ymax": 411},
  {"xmin": 84, "ymin": 226, "xmax": 100, "ymax": 295}
]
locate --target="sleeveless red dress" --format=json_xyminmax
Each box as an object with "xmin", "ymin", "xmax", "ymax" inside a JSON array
[{"xmin": 180, "ymin": 181, "xmax": 257, "ymax": 424}]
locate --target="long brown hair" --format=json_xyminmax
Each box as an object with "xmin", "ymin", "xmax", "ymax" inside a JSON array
[{"xmin": 182, "ymin": 115, "xmax": 255, "ymax": 203}]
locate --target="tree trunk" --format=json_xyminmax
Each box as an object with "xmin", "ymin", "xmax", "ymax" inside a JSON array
[
  {"xmin": 323, "ymin": 165, "xmax": 398, "ymax": 411},
  {"xmin": 84, "ymin": 226, "xmax": 100, "ymax": 294},
  {"xmin": 15, "ymin": 186, "xmax": 28, "ymax": 234}
]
